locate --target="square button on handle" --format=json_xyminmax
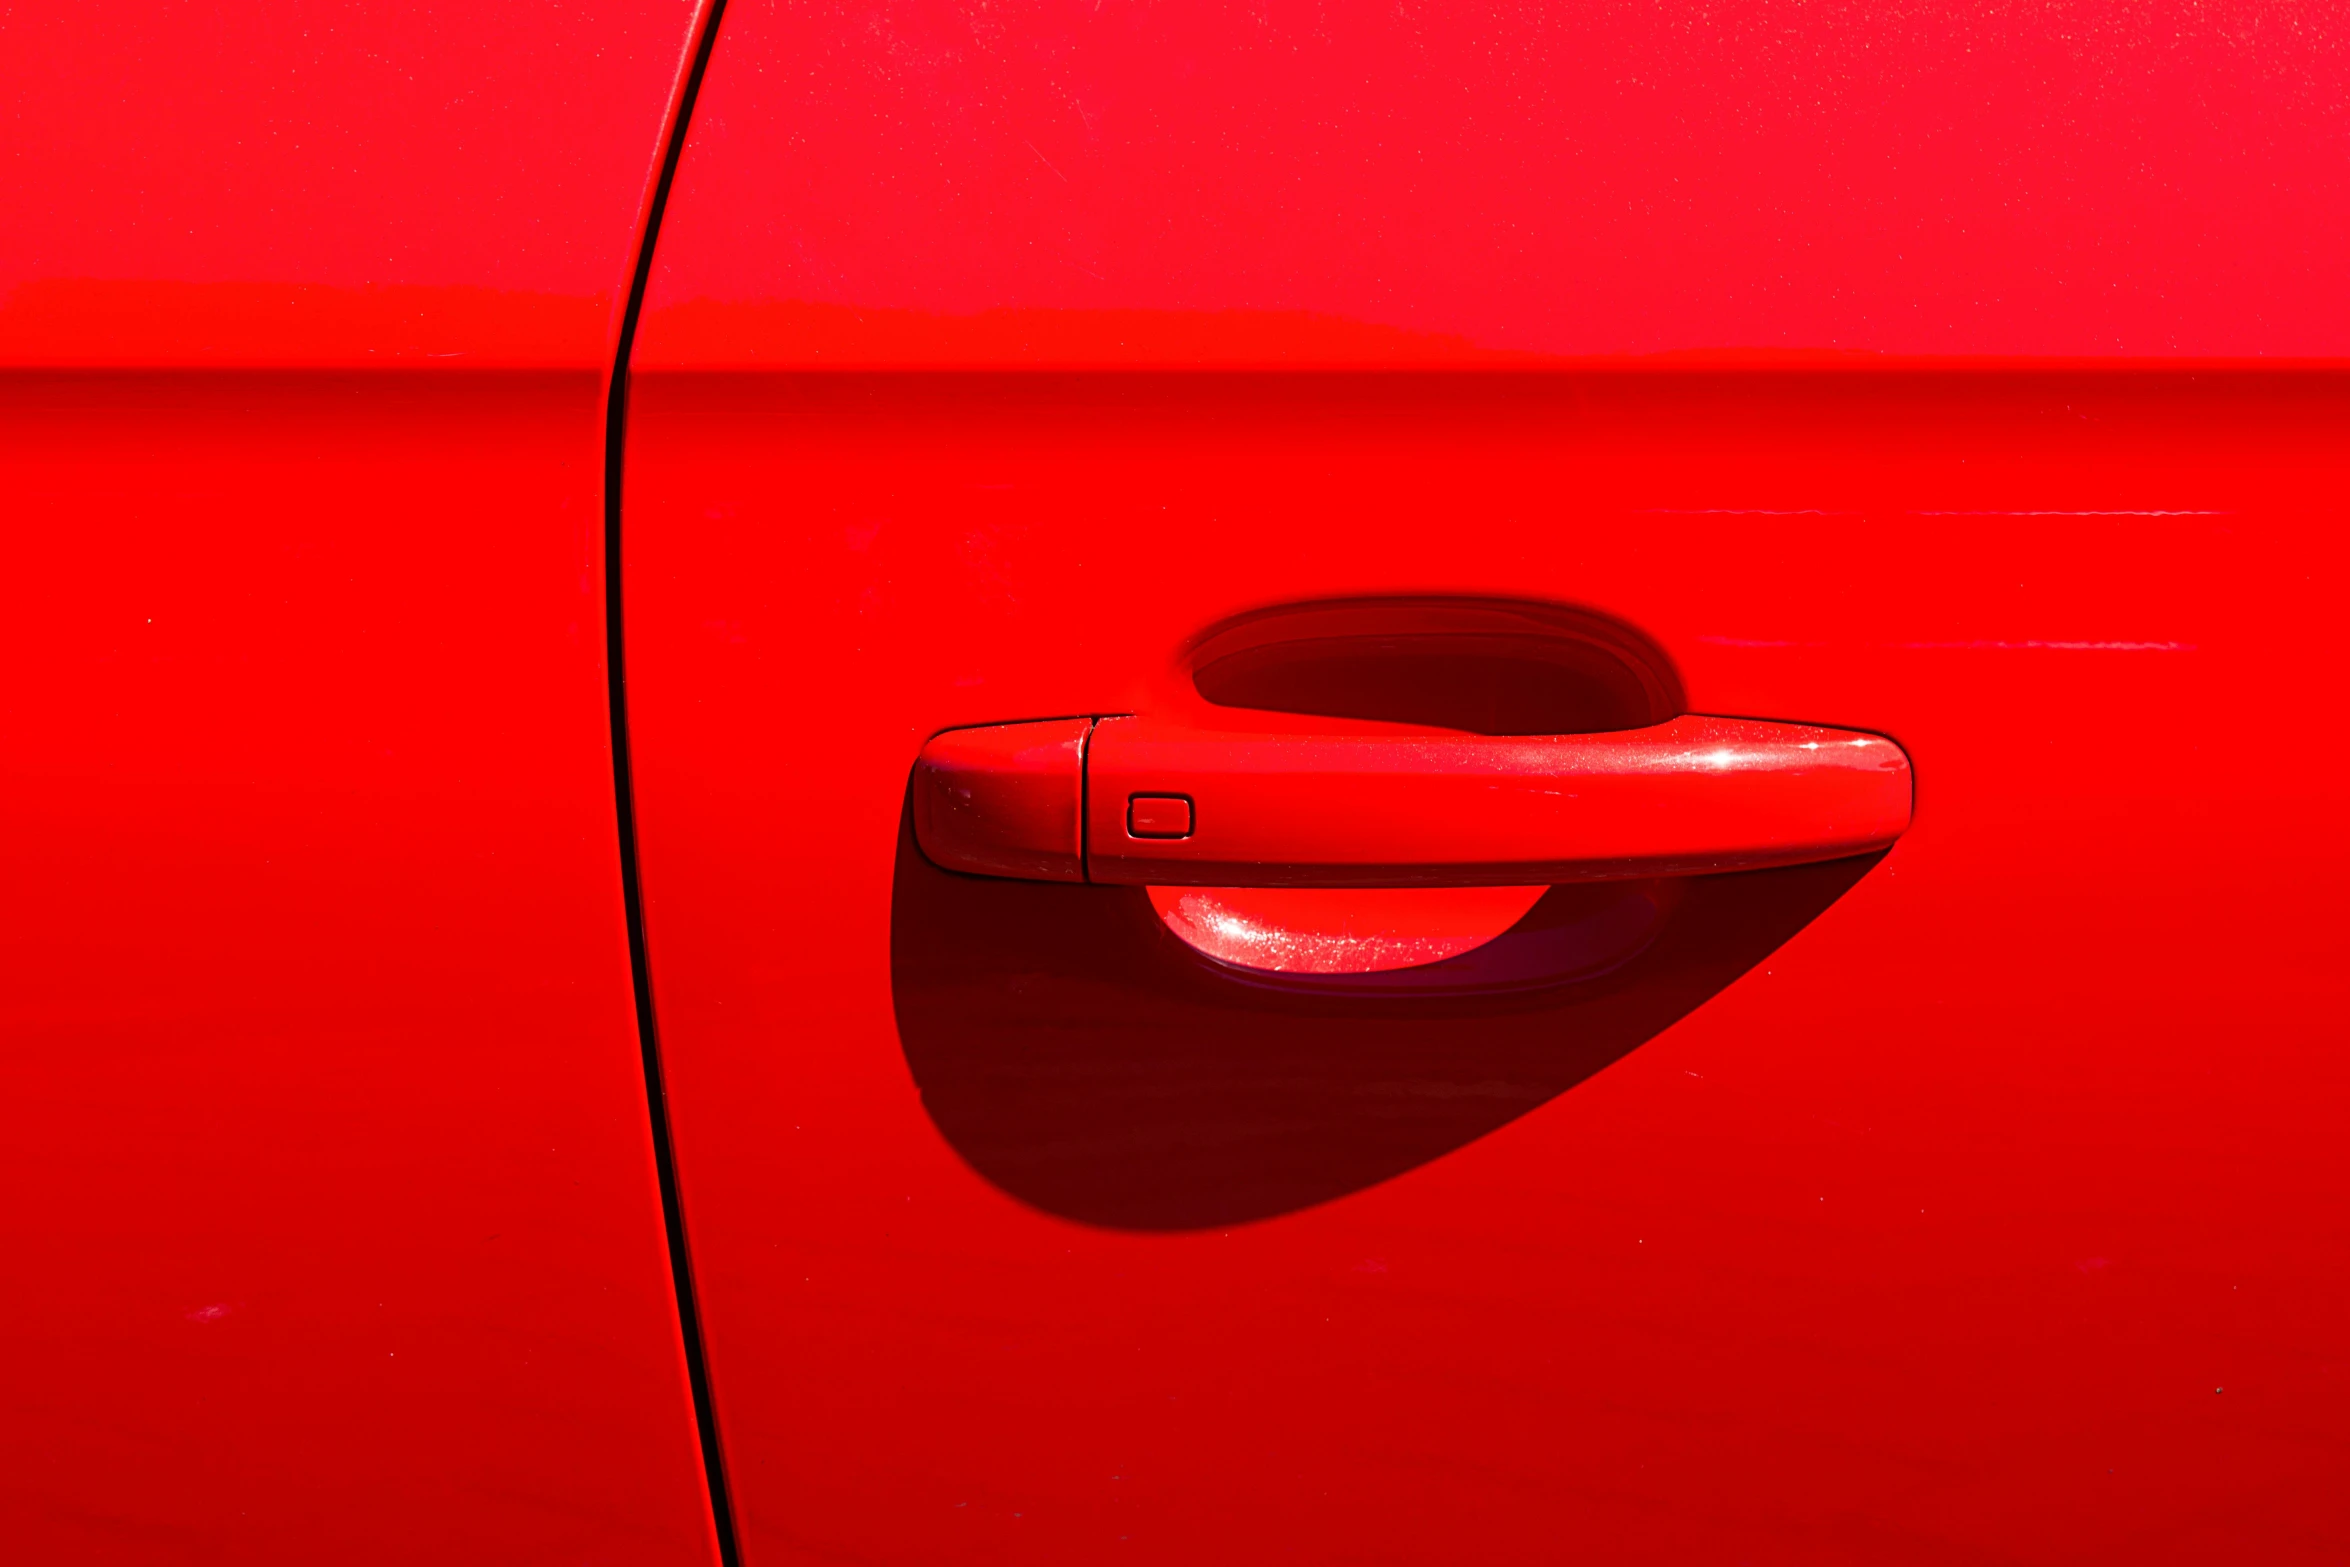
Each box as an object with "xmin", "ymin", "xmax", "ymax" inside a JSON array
[{"xmin": 1127, "ymin": 794, "xmax": 1194, "ymax": 840}]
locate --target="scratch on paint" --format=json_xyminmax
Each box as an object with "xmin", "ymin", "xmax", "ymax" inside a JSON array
[
  {"xmin": 1892, "ymin": 639, "xmax": 2195, "ymax": 651},
  {"xmin": 1699, "ymin": 634, "xmax": 2194, "ymax": 652},
  {"xmin": 1023, "ymin": 139, "xmax": 1070, "ymax": 183}
]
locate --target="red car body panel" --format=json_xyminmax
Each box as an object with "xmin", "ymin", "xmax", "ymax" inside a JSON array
[
  {"xmin": 623, "ymin": 368, "xmax": 2350, "ymax": 1565},
  {"xmin": 630, "ymin": 0, "xmax": 2350, "ymax": 364},
  {"xmin": 5, "ymin": 0, "xmax": 2348, "ymax": 1561},
  {"xmin": 0, "ymin": 3, "xmax": 724, "ymax": 1559},
  {"xmin": 621, "ymin": 4, "xmax": 2350, "ymax": 1562}
]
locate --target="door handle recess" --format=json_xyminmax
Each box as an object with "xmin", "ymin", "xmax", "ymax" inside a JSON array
[{"xmin": 913, "ymin": 714, "xmax": 1912, "ymax": 887}]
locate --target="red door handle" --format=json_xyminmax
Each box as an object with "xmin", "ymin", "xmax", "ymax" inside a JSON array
[{"xmin": 914, "ymin": 714, "xmax": 1912, "ymax": 887}]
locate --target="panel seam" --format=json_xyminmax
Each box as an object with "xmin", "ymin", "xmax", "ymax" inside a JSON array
[{"xmin": 604, "ymin": 1, "xmax": 740, "ymax": 1562}]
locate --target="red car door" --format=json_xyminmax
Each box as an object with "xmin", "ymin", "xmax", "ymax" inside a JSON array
[
  {"xmin": 618, "ymin": 3, "xmax": 2350, "ymax": 1562},
  {"xmin": 0, "ymin": 3, "xmax": 727, "ymax": 1558}
]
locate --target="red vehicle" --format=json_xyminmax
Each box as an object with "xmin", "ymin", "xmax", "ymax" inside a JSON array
[{"xmin": 6, "ymin": 2, "xmax": 2346, "ymax": 1561}]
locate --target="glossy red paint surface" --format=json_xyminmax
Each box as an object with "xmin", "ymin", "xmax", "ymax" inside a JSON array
[
  {"xmin": 623, "ymin": 3, "xmax": 2350, "ymax": 1558},
  {"xmin": 14, "ymin": 0, "xmax": 2350, "ymax": 1558},
  {"xmin": 637, "ymin": 0, "xmax": 2350, "ymax": 364},
  {"xmin": 1, "ymin": 0, "xmax": 701, "ymax": 365},
  {"xmin": 912, "ymin": 718, "xmax": 1092, "ymax": 882},
  {"xmin": 917, "ymin": 712, "xmax": 1910, "ymax": 886},
  {"xmin": 1145, "ymin": 884, "xmax": 1555, "ymax": 976},
  {"xmin": 1085, "ymin": 715, "xmax": 1911, "ymax": 886},
  {"xmin": 626, "ymin": 368, "xmax": 2350, "ymax": 1561},
  {"xmin": 1, "ymin": 2, "xmax": 721, "ymax": 1558}
]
